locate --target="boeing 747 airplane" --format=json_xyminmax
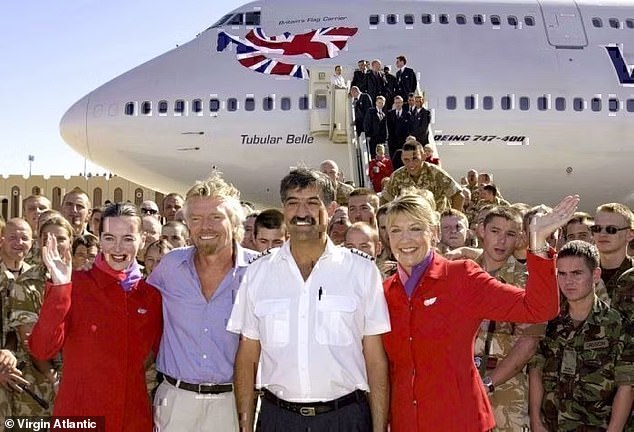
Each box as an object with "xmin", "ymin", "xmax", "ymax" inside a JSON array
[{"xmin": 60, "ymin": 0, "xmax": 634, "ymax": 208}]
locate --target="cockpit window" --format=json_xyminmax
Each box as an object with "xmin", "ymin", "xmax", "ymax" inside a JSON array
[
  {"xmin": 245, "ymin": 11, "xmax": 261, "ymax": 26},
  {"xmin": 212, "ymin": 14, "xmax": 233, "ymax": 28},
  {"xmin": 228, "ymin": 13, "xmax": 244, "ymax": 26}
]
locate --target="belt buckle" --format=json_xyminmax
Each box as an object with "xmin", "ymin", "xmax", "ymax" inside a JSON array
[
  {"xmin": 299, "ymin": 406, "xmax": 316, "ymax": 417},
  {"xmin": 198, "ymin": 383, "xmax": 214, "ymax": 393}
]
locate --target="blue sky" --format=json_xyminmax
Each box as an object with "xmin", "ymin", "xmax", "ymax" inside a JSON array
[{"xmin": 0, "ymin": 0, "xmax": 245, "ymax": 177}]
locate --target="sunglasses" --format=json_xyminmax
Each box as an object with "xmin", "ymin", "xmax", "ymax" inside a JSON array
[
  {"xmin": 141, "ymin": 208, "xmax": 159, "ymax": 215},
  {"xmin": 590, "ymin": 225, "xmax": 629, "ymax": 235}
]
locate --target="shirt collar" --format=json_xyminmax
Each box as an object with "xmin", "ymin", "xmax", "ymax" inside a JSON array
[
  {"xmin": 475, "ymin": 253, "xmax": 518, "ymax": 274},
  {"xmin": 0, "ymin": 261, "xmax": 31, "ymax": 280},
  {"xmin": 560, "ymin": 294, "xmax": 606, "ymax": 325},
  {"xmin": 278, "ymin": 237, "xmax": 336, "ymax": 261},
  {"xmin": 233, "ymin": 242, "xmax": 252, "ymax": 268},
  {"xmin": 587, "ymin": 294, "xmax": 609, "ymax": 325},
  {"xmin": 181, "ymin": 242, "xmax": 251, "ymax": 269}
]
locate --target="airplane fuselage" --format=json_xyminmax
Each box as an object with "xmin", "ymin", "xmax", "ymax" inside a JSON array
[{"xmin": 60, "ymin": 0, "xmax": 634, "ymax": 209}]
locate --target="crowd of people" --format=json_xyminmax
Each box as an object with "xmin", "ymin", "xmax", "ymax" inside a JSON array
[
  {"xmin": 346, "ymin": 56, "xmax": 432, "ymax": 179},
  {"xmin": 0, "ymin": 58, "xmax": 632, "ymax": 432},
  {"xmin": 0, "ymin": 155, "xmax": 631, "ymax": 432}
]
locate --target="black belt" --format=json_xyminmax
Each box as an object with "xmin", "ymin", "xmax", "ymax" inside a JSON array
[
  {"xmin": 164, "ymin": 374, "xmax": 233, "ymax": 394},
  {"xmin": 262, "ymin": 389, "xmax": 366, "ymax": 417}
]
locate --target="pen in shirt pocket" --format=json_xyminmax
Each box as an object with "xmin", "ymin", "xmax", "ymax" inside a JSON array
[{"xmin": 318, "ymin": 286, "xmax": 323, "ymax": 301}]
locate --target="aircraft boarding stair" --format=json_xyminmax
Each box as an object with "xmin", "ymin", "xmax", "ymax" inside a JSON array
[{"xmin": 308, "ymin": 67, "xmax": 370, "ymax": 188}]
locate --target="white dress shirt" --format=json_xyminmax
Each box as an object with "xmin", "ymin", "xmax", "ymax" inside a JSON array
[
  {"xmin": 227, "ymin": 239, "xmax": 390, "ymax": 402},
  {"xmin": 330, "ymin": 74, "xmax": 347, "ymax": 89}
]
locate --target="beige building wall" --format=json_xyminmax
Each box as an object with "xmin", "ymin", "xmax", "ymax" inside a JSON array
[{"xmin": 0, "ymin": 174, "xmax": 163, "ymax": 220}]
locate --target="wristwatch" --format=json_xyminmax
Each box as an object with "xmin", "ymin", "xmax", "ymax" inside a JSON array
[{"xmin": 483, "ymin": 376, "xmax": 495, "ymax": 393}]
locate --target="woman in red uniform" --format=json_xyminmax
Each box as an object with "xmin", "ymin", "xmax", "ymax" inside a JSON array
[
  {"xmin": 29, "ymin": 203, "xmax": 162, "ymax": 431},
  {"xmin": 382, "ymin": 193, "xmax": 578, "ymax": 432}
]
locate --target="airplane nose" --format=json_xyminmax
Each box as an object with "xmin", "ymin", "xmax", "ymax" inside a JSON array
[{"xmin": 59, "ymin": 95, "xmax": 89, "ymax": 156}]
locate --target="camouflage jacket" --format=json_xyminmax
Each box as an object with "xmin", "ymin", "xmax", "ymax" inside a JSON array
[
  {"xmin": 533, "ymin": 297, "xmax": 634, "ymax": 431},
  {"xmin": 467, "ymin": 183, "xmax": 480, "ymax": 203},
  {"xmin": 0, "ymin": 262, "xmax": 43, "ymax": 351},
  {"xmin": 0, "ymin": 263, "xmax": 54, "ymax": 416},
  {"xmin": 596, "ymin": 257, "xmax": 634, "ymax": 318},
  {"xmin": 613, "ymin": 266, "xmax": 634, "ymax": 321},
  {"xmin": 24, "ymin": 241, "xmax": 42, "ymax": 267},
  {"xmin": 381, "ymin": 163, "xmax": 462, "ymax": 211},
  {"xmin": 474, "ymin": 255, "xmax": 545, "ymax": 359},
  {"xmin": 336, "ymin": 181, "xmax": 354, "ymax": 206}
]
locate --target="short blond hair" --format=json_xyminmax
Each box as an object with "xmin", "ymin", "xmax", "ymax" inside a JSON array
[
  {"xmin": 183, "ymin": 173, "xmax": 245, "ymax": 242},
  {"xmin": 596, "ymin": 203, "xmax": 634, "ymax": 229},
  {"xmin": 345, "ymin": 222, "xmax": 380, "ymax": 244},
  {"xmin": 398, "ymin": 187, "xmax": 436, "ymax": 211},
  {"xmin": 385, "ymin": 193, "xmax": 439, "ymax": 232}
]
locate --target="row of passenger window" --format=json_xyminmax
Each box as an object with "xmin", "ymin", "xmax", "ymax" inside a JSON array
[
  {"xmin": 591, "ymin": 17, "xmax": 634, "ymax": 29},
  {"xmin": 447, "ymin": 95, "xmax": 634, "ymax": 113},
  {"xmin": 124, "ymin": 96, "xmax": 313, "ymax": 116},
  {"xmin": 125, "ymin": 95, "xmax": 634, "ymax": 116},
  {"xmin": 369, "ymin": 13, "xmax": 634, "ymax": 30},
  {"xmin": 369, "ymin": 13, "xmax": 536, "ymax": 28}
]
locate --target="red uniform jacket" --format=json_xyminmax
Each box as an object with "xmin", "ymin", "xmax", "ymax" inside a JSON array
[
  {"xmin": 30, "ymin": 266, "xmax": 162, "ymax": 432},
  {"xmin": 369, "ymin": 156, "xmax": 394, "ymax": 192},
  {"xmin": 382, "ymin": 253, "xmax": 558, "ymax": 432}
]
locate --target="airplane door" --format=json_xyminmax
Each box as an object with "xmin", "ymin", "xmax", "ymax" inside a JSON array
[
  {"xmin": 309, "ymin": 69, "xmax": 331, "ymax": 135},
  {"xmin": 538, "ymin": 0, "xmax": 588, "ymax": 48}
]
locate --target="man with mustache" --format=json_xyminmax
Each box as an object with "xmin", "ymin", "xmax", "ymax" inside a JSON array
[
  {"xmin": 229, "ymin": 168, "xmax": 391, "ymax": 432},
  {"xmin": 148, "ymin": 174, "xmax": 258, "ymax": 431}
]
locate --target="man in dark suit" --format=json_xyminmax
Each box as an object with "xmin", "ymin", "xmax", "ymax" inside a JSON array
[
  {"xmin": 383, "ymin": 66, "xmax": 397, "ymax": 111},
  {"xmin": 365, "ymin": 59, "xmax": 387, "ymax": 103},
  {"xmin": 386, "ymin": 96, "xmax": 410, "ymax": 170},
  {"xmin": 409, "ymin": 94, "xmax": 431, "ymax": 145},
  {"xmin": 351, "ymin": 60, "xmax": 368, "ymax": 93},
  {"xmin": 350, "ymin": 86, "xmax": 372, "ymax": 138},
  {"xmin": 364, "ymin": 95, "xmax": 388, "ymax": 157},
  {"xmin": 404, "ymin": 93, "xmax": 417, "ymax": 115},
  {"xmin": 395, "ymin": 55, "xmax": 418, "ymax": 100}
]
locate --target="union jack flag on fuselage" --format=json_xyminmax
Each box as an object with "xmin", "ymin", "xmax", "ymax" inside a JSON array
[{"xmin": 217, "ymin": 27, "xmax": 358, "ymax": 79}]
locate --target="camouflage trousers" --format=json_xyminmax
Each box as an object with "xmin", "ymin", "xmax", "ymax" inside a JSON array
[
  {"xmin": 146, "ymin": 361, "xmax": 158, "ymax": 400},
  {"xmin": 0, "ymin": 386, "xmax": 12, "ymax": 420},
  {"xmin": 12, "ymin": 362, "xmax": 54, "ymax": 417},
  {"xmin": 489, "ymin": 373, "xmax": 530, "ymax": 432}
]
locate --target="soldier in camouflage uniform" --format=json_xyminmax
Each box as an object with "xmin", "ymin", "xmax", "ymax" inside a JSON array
[
  {"xmin": 319, "ymin": 159, "xmax": 355, "ymax": 206},
  {"xmin": 615, "ymin": 266, "xmax": 634, "ymax": 432},
  {"xmin": 3, "ymin": 261, "xmax": 55, "ymax": 416},
  {"xmin": 530, "ymin": 241, "xmax": 634, "ymax": 432},
  {"xmin": 0, "ymin": 349, "xmax": 28, "ymax": 419},
  {"xmin": 22, "ymin": 195, "xmax": 51, "ymax": 267},
  {"xmin": 466, "ymin": 169, "xmax": 480, "ymax": 200},
  {"xmin": 592, "ymin": 203, "xmax": 634, "ymax": 310},
  {"xmin": 0, "ymin": 219, "xmax": 57, "ymax": 417},
  {"xmin": 474, "ymin": 207, "xmax": 543, "ymax": 432},
  {"xmin": 615, "ymin": 266, "xmax": 634, "ymax": 323},
  {"xmin": 380, "ymin": 141, "xmax": 464, "ymax": 211}
]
